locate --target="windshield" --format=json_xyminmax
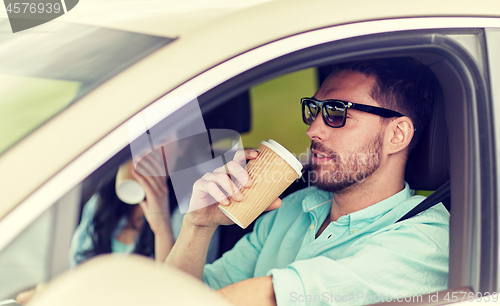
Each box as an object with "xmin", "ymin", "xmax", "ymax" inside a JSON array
[{"xmin": 0, "ymin": 19, "xmax": 174, "ymax": 155}]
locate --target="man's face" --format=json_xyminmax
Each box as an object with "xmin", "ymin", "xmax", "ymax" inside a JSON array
[{"xmin": 306, "ymin": 70, "xmax": 386, "ymax": 192}]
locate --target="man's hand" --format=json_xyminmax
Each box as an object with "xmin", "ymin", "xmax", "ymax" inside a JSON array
[
  {"xmin": 165, "ymin": 149, "xmax": 281, "ymax": 279},
  {"xmin": 185, "ymin": 149, "xmax": 281, "ymax": 229}
]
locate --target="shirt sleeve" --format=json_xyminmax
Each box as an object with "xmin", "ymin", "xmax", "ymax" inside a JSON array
[
  {"xmin": 68, "ymin": 195, "xmax": 99, "ymax": 268},
  {"xmin": 203, "ymin": 209, "xmax": 278, "ymax": 289},
  {"xmin": 268, "ymin": 212, "xmax": 449, "ymax": 306}
]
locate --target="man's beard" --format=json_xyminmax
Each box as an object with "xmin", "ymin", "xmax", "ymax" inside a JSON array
[{"xmin": 310, "ymin": 134, "xmax": 383, "ymax": 193}]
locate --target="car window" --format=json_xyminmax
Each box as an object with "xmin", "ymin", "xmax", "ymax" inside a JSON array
[
  {"xmin": 0, "ymin": 92, "xmax": 247, "ymax": 300},
  {"xmin": 0, "ymin": 19, "xmax": 173, "ymax": 155},
  {"xmin": 0, "ymin": 65, "xmax": 316, "ymax": 299},
  {"xmin": 0, "ymin": 61, "xmax": 449, "ymax": 302}
]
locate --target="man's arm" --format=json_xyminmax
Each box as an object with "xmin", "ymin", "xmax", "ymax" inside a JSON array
[
  {"xmin": 165, "ymin": 220, "xmax": 217, "ymax": 279},
  {"xmin": 166, "ymin": 196, "xmax": 281, "ymax": 281},
  {"xmin": 217, "ymin": 276, "xmax": 277, "ymax": 306},
  {"xmin": 165, "ymin": 149, "xmax": 260, "ymax": 279}
]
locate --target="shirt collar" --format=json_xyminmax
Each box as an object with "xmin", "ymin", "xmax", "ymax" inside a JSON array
[
  {"xmin": 347, "ymin": 182, "xmax": 412, "ymax": 224},
  {"xmin": 301, "ymin": 188, "xmax": 333, "ymax": 212},
  {"xmin": 301, "ymin": 182, "xmax": 412, "ymax": 225}
]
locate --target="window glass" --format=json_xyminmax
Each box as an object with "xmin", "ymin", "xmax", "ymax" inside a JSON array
[{"xmin": 0, "ymin": 95, "xmax": 232, "ymax": 299}]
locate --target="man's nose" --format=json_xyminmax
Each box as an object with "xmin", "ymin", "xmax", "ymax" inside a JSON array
[{"xmin": 306, "ymin": 115, "xmax": 328, "ymax": 141}]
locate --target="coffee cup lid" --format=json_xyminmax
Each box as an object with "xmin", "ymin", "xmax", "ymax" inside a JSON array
[
  {"xmin": 261, "ymin": 139, "xmax": 303, "ymax": 177},
  {"xmin": 116, "ymin": 180, "xmax": 146, "ymax": 204}
]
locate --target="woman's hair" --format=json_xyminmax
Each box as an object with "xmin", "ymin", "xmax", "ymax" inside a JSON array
[{"xmin": 77, "ymin": 176, "xmax": 176, "ymax": 262}]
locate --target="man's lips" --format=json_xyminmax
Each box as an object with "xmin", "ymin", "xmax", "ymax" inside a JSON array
[{"xmin": 311, "ymin": 150, "xmax": 333, "ymax": 164}]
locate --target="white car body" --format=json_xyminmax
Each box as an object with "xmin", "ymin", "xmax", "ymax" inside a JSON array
[{"xmin": 1, "ymin": 0, "xmax": 500, "ymax": 304}]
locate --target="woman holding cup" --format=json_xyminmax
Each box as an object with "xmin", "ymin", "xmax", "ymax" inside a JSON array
[
  {"xmin": 69, "ymin": 136, "xmax": 220, "ymax": 267},
  {"xmin": 69, "ymin": 149, "xmax": 175, "ymax": 266}
]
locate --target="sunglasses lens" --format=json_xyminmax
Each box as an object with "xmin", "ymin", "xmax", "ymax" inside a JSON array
[
  {"xmin": 302, "ymin": 99, "xmax": 346, "ymax": 127},
  {"xmin": 302, "ymin": 99, "xmax": 319, "ymax": 124},
  {"xmin": 324, "ymin": 103, "xmax": 345, "ymax": 127}
]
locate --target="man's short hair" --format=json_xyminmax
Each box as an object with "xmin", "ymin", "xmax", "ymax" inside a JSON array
[{"xmin": 331, "ymin": 57, "xmax": 439, "ymax": 152}]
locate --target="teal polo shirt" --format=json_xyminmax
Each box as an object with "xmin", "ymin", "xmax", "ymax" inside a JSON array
[{"xmin": 203, "ymin": 183, "xmax": 449, "ymax": 305}]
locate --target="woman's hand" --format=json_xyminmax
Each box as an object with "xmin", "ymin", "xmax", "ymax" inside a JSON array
[
  {"xmin": 132, "ymin": 150, "xmax": 174, "ymax": 263},
  {"xmin": 132, "ymin": 150, "xmax": 170, "ymax": 235},
  {"xmin": 185, "ymin": 149, "xmax": 282, "ymax": 229}
]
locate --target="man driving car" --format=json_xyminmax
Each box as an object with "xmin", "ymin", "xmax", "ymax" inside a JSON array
[{"xmin": 165, "ymin": 58, "xmax": 449, "ymax": 306}]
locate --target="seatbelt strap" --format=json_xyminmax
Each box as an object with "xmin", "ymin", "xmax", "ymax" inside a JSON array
[{"xmin": 396, "ymin": 180, "xmax": 450, "ymax": 223}]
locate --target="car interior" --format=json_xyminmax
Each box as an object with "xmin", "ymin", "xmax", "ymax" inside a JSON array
[
  {"xmin": 188, "ymin": 31, "xmax": 492, "ymax": 296},
  {"xmin": 65, "ymin": 56, "xmax": 452, "ymax": 276},
  {"xmin": 0, "ymin": 28, "xmax": 496, "ymax": 303}
]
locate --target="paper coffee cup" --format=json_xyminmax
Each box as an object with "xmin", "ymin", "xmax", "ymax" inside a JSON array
[
  {"xmin": 116, "ymin": 160, "xmax": 145, "ymax": 205},
  {"xmin": 218, "ymin": 139, "xmax": 303, "ymax": 228}
]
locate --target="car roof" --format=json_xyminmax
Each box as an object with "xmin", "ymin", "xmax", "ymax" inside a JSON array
[
  {"xmin": 1, "ymin": 0, "xmax": 496, "ymax": 37},
  {"xmin": 1, "ymin": 0, "xmax": 500, "ymax": 219},
  {"xmin": 56, "ymin": 0, "xmax": 500, "ymax": 37},
  {"xmin": 54, "ymin": 0, "xmax": 276, "ymax": 37}
]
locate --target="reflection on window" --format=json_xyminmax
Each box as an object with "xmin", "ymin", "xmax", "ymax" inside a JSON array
[
  {"xmin": 0, "ymin": 18, "xmax": 174, "ymax": 155},
  {"xmin": 0, "ymin": 75, "xmax": 80, "ymax": 153}
]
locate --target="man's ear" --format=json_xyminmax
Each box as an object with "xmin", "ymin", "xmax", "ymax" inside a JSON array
[{"xmin": 385, "ymin": 116, "xmax": 414, "ymax": 155}]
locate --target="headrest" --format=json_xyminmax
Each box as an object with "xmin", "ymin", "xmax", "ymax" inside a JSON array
[{"xmin": 405, "ymin": 90, "xmax": 450, "ymax": 191}]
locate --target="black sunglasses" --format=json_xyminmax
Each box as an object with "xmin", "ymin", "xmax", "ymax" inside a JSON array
[{"xmin": 301, "ymin": 97, "xmax": 404, "ymax": 128}]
